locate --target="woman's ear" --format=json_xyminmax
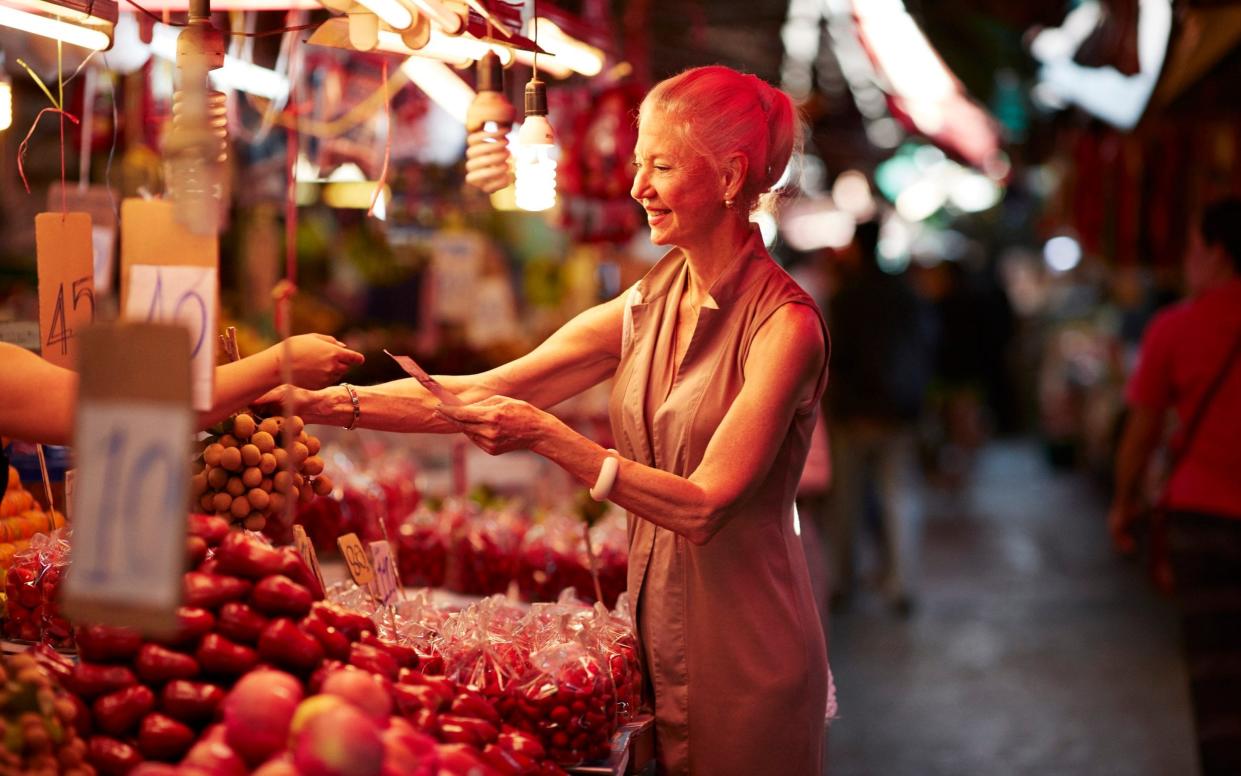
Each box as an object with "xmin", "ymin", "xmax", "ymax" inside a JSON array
[{"xmin": 721, "ymin": 152, "xmax": 748, "ymax": 202}]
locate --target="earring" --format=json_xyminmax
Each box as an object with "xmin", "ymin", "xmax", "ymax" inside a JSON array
[{"xmin": 725, "ymin": 198, "xmax": 735, "ymax": 209}]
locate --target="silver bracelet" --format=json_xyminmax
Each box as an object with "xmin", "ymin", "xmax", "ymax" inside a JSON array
[{"xmin": 341, "ymin": 383, "xmax": 361, "ymax": 431}]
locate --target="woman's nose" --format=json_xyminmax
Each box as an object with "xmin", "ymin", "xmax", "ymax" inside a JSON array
[{"xmin": 631, "ymin": 168, "xmax": 651, "ymax": 202}]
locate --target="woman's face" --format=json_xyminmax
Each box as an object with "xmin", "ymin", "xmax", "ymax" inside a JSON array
[{"xmin": 630, "ymin": 109, "xmax": 725, "ymax": 247}]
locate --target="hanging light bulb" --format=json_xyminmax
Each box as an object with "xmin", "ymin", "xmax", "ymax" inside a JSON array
[
  {"xmin": 514, "ymin": 76, "xmax": 556, "ymax": 212},
  {"xmin": 464, "ymin": 50, "xmax": 515, "ymax": 194},
  {"xmin": 0, "ymin": 66, "xmax": 11, "ymax": 133},
  {"xmin": 163, "ymin": 0, "xmax": 230, "ymax": 235}
]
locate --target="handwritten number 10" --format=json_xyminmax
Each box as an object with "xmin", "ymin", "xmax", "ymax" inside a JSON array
[{"xmin": 83, "ymin": 426, "xmax": 177, "ymax": 585}]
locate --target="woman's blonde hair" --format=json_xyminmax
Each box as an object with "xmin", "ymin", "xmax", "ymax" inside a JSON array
[{"xmin": 640, "ymin": 65, "xmax": 802, "ymax": 214}]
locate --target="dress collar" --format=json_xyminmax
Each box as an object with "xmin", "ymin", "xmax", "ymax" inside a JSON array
[{"xmin": 634, "ymin": 228, "xmax": 767, "ymax": 309}]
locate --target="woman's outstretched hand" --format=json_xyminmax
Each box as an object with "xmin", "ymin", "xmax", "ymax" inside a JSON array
[{"xmin": 435, "ymin": 396, "xmax": 552, "ymax": 455}]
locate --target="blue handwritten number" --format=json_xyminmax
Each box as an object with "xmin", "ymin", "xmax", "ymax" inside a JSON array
[
  {"xmin": 126, "ymin": 441, "xmax": 176, "ymax": 577},
  {"xmin": 86, "ymin": 426, "xmax": 127, "ymax": 584},
  {"xmin": 173, "ymin": 291, "xmax": 207, "ymax": 357},
  {"xmin": 145, "ymin": 269, "xmax": 165, "ymax": 322}
]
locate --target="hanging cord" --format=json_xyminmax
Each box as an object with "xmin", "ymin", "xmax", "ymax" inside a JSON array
[{"xmin": 531, "ymin": 0, "xmax": 538, "ymax": 80}]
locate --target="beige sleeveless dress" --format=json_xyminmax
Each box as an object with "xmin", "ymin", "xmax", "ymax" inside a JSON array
[{"xmin": 608, "ymin": 230, "xmax": 830, "ymax": 775}]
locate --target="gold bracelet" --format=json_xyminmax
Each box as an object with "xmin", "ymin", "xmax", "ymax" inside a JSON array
[{"xmin": 341, "ymin": 383, "xmax": 360, "ymax": 431}]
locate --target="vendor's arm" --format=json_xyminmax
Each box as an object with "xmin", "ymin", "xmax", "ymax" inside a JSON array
[
  {"xmin": 439, "ymin": 304, "xmax": 826, "ymax": 545},
  {"xmin": 289, "ymin": 293, "xmax": 625, "ymax": 432},
  {"xmin": 204, "ymin": 334, "xmax": 363, "ymax": 428},
  {"xmin": 0, "ymin": 343, "xmax": 78, "ymax": 445}
]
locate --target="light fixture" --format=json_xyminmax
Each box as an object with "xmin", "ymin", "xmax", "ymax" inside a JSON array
[
  {"xmin": 309, "ymin": 16, "xmax": 515, "ymax": 67},
  {"xmin": 354, "ymin": 0, "xmax": 412, "ymax": 30},
  {"xmin": 150, "ymin": 23, "xmax": 290, "ymax": 101},
  {"xmin": 162, "ymin": 0, "xmax": 230, "ymax": 235},
  {"xmin": 514, "ymin": 77, "xmax": 556, "ymax": 212},
  {"xmin": 524, "ymin": 17, "xmax": 603, "ymax": 76},
  {"xmin": 400, "ymin": 55, "xmax": 475, "ymax": 125},
  {"xmin": 464, "ymin": 50, "xmax": 515, "ymax": 194},
  {"xmin": 0, "ymin": 0, "xmax": 116, "ymax": 50}
]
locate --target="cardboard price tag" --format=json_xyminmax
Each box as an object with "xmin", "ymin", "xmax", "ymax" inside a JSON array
[
  {"xmin": 119, "ymin": 199, "xmax": 217, "ymax": 312},
  {"xmin": 48, "ymin": 184, "xmax": 118, "ymax": 294},
  {"xmin": 337, "ymin": 533, "xmax": 375, "ymax": 587},
  {"xmin": 292, "ymin": 524, "xmax": 327, "ymax": 595},
  {"xmin": 125, "ymin": 265, "xmax": 218, "ymax": 411},
  {"xmin": 36, "ymin": 212, "xmax": 96, "ymax": 369},
  {"xmin": 62, "ymin": 322, "xmax": 192, "ymax": 637},
  {"xmin": 368, "ymin": 540, "xmax": 401, "ymax": 606}
]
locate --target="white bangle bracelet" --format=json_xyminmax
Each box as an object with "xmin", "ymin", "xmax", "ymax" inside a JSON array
[{"xmin": 590, "ymin": 449, "xmax": 621, "ymax": 502}]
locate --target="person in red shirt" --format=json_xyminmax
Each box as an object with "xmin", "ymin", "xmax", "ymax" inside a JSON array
[{"xmin": 1111, "ymin": 197, "xmax": 1241, "ymax": 776}]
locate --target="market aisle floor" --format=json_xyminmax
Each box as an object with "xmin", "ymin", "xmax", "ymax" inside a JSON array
[{"xmin": 824, "ymin": 441, "xmax": 1197, "ymax": 776}]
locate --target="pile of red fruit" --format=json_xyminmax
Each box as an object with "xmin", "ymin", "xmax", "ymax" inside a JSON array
[
  {"xmin": 44, "ymin": 516, "xmax": 575, "ymax": 776},
  {"xmin": 4, "ymin": 531, "xmax": 73, "ymax": 648}
]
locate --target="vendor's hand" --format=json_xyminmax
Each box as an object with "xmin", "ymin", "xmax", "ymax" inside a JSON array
[
  {"xmin": 434, "ymin": 396, "xmax": 550, "ymax": 455},
  {"xmin": 273, "ymin": 334, "xmax": 364, "ymax": 389},
  {"xmin": 1108, "ymin": 500, "xmax": 1140, "ymax": 555}
]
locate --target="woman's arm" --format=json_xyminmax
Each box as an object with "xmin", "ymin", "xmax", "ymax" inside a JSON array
[
  {"xmin": 291, "ymin": 293, "xmax": 626, "ymax": 432},
  {"xmin": 439, "ymin": 304, "xmax": 826, "ymax": 545}
]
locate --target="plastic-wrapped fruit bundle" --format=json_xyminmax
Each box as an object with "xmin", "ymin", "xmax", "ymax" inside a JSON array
[
  {"xmin": 516, "ymin": 515, "xmax": 593, "ymax": 605},
  {"xmin": 373, "ymin": 454, "xmax": 422, "ymax": 524},
  {"xmin": 588, "ymin": 515, "xmax": 629, "ymax": 609},
  {"xmin": 446, "ymin": 506, "xmax": 526, "ymax": 597},
  {"xmin": 190, "ymin": 412, "xmax": 333, "ymax": 532},
  {"xmin": 0, "ymin": 649, "xmax": 93, "ymax": 775},
  {"xmin": 3, "ymin": 530, "xmax": 73, "ymax": 648},
  {"xmin": 337, "ymin": 480, "xmax": 389, "ymax": 545},
  {"xmin": 395, "ymin": 507, "xmax": 449, "ymax": 588},
  {"xmin": 294, "ymin": 491, "xmax": 346, "ymax": 554},
  {"xmin": 590, "ymin": 603, "xmax": 641, "ymax": 724},
  {"xmin": 506, "ymin": 642, "xmax": 617, "ymax": 766}
]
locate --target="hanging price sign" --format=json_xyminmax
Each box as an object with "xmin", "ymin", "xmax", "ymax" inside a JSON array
[
  {"xmin": 293, "ymin": 524, "xmax": 327, "ymax": 595},
  {"xmin": 36, "ymin": 212, "xmax": 96, "ymax": 369},
  {"xmin": 62, "ymin": 322, "xmax": 192, "ymax": 637},
  {"xmin": 48, "ymin": 184, "xmax": 118, "ymax": 295},
  {"xmin": 125, "ymin": 265, "xmax": 218, "ymax": 411},
  {"xmin": 119, "ymin": 199, "xmax": 217, "ymax": 312},
  {"xmin": 337, "ymin": 532, "xmax": 376, "ymax": 587},
  {"xmin": 368, "ymin": 540, "xmax": 401, "ymax": 606}
]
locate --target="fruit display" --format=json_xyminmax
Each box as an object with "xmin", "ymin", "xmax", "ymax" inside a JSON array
[
  {"xmin": 0, "ymin": 466, "xmax": 68, "ymax": 570},
  {"xmin": 0, "ymin": 649, "xmax": 93, "ymax": 775},
  {"xmin": 4, "ymin": 531, "xmax": 73, "ymax": 648},
  {"xmin": 190, "ymin": 412, "xmax": 333, "ymax": 533},
  {"xmin": 36, "ymin": 517, "xmax": 617, "ymax": 775},
  {"xmin": 382, "ymin": 500, "xmax": 628, "ymax": 607}
]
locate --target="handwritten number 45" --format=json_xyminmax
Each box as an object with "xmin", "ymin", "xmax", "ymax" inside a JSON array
[{"xmin": 46, "ymin": 276, "xmax": 95, "ymax": 355}]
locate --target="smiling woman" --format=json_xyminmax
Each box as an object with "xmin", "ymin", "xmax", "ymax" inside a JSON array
[{"xmin": 287, "ymin": 65, "xmax": 831, "ymax": 776}]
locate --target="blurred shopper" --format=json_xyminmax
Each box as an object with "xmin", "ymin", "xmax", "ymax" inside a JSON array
[
  {"xmin": 1110, "ymin": 197, "xmax": 1241, "ymax": 776},
  {"xmin": 826, "ymin": 220, "xmax": 937, "ymax": 613},
  {"xmin": 287, "ymin": 66, "xmax": 830, "ymax": 775}
]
